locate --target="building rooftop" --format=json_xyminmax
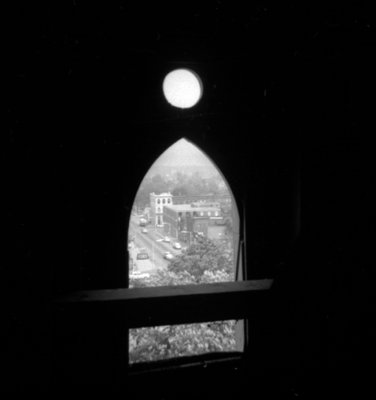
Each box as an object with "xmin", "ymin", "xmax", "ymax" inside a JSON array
[
  {"xmin": 165, "ymin": 204, "xmax": 220, "ymax": 212},
  {"xmin": 150, "ymin": 192, "xmax": 172, "ymax": 197}
]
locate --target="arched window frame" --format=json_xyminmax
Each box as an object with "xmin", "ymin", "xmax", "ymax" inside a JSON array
[
  {"xmin": 57, "ymin": 138, "xmax": 275, "ymax": 377},
  {"xmin": 123, "ymin": 138, "xmax": 273, "ymax": 368}
]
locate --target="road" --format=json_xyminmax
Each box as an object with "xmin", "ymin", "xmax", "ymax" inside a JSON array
[{"xmin": 128, "ymin": 213, "xmax": 184, "ymax": 274}]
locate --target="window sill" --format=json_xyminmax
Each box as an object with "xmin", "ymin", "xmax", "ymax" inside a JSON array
[
  {"xmin": 56, "ymin": 279, "xmax": 273, "ymax": 328},
  {"xmin": 128, "ymin": 351, "xmax": 243, "ymax": 376}
]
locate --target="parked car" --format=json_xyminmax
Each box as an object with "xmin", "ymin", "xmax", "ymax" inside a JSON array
[
  {"xmin": 139, "ymin": 218, "xmax": 147, "ymax": 227},
  {"xmin": 136, "ymin": 252, "xmax": 149, "ymax": 260},
  {"xmin": 142, "ymin": 228, "xmax": 148, "ymax": 233},
  {"xmin": 163, "ymin": 251, "xmax": 174, "ymax": 260},
  {"xmin": 163, "ymin": 236, "xmax": 171, "ymax": 243},
  {"xmin": 130, "ymin": 271, "xmax": 150, "ymax": 279},
  {"xmin": 173, "ymin": 242, "xmax": 181, "ymax": 250}
]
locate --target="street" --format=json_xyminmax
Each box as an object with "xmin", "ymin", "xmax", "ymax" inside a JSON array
[{"xmin": 128, "ymin": 213, "xmax": 184, "ymax": 274}]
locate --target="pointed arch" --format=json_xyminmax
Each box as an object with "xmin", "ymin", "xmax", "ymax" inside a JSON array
[{"xmin": 127, "ymin": 137, "xmax": 242, "ymax": 286}]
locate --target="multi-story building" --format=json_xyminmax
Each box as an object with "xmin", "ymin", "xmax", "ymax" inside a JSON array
[
  {"xmin": 172, "ymin": 193, "xmax": 231, "ymax": 206},
  {"xmin": 149, "ymin": 192, "xmax": 173, "ymax": 227},
  {"xmin": 163, "ymin": 203, "xmax": 225, "ymax": 245}
]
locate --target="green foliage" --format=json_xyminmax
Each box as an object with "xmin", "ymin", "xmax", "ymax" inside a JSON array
[
  {"xmin": 129, "ymin": 320, "xmax": 237, "ymax": 364},
  {"xmin": 129, "ymin": 236, "xmax": 238, "ymax": 363},
  {"xmin": 130, "ymin": 269, "xmax": 196, "ymax": 288},
  {"xmin": 168, "ymin": 235, "xmax": 234, "ymax": 281},
  {"xmin": 134, "ymin": 174, "xmax": 170, "ymax": 209}
]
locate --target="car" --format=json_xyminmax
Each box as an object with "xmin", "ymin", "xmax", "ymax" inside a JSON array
[
  {"xmin": 142, "ymin": 228, "xmax": 148, "ymax": 233},
  {"xmin": 163, "ymin": 252, "xmax": 174, "ymax": 260},
  {"xmin": 173, "ymin": 242, "xmax": 181, "ymax": 250},
  {"xmin": 136, "ymin": 252, "xmax": 149, "ymax": 260},
  {"xmin": 163, "ymin": 236, "xmax": 171, "ymax": 243},
  {"xmin": 130, "ymin": 271, "xmax": 150, "ymax": 279},
  {"xmin": 139, "ymin": 218, "xmax": 147, "ymax": 227}
]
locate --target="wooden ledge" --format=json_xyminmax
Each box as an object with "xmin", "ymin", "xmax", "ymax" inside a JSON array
[{"xmin": 55, "ymin": 279, "xmax": 273, "ymax": 328}]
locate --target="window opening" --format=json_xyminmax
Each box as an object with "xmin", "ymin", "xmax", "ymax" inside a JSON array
[
  {"xmin": 128, "ymin": 138, "xmax": 242, "ymax": 364},
  {"xmin": 129, "ymin": 320, "xmax": 237, "ymax": 364}
]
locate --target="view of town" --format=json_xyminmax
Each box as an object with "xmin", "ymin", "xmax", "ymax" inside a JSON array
[{"xmin": 127, "ymin": 139, "xmax": 241, "ymax": 364}]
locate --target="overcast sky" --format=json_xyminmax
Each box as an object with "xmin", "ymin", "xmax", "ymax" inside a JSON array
[{"xmin": 153, "ymin": 138, "xmax": 218, "ymax": 170}]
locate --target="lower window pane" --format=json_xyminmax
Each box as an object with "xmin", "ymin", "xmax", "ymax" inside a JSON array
[{"xmin": 129, "ymin": 320, "xmax": 238, "ymax": 364}]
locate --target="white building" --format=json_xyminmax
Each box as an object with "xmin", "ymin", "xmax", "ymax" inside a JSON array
[{"xmin": 149, "ymin": 192, "xmax": 173, "ymax": 227}]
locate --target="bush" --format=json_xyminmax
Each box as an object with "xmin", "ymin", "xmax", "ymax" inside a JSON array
[{"xmin": 129, "ymin": 237, "xmax": 238, "ymax": 363}]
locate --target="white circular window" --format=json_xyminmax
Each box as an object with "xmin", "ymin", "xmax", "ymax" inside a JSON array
[{"xmin": 163, "ymin": 69, "xmax": 203, "ymax": 109}]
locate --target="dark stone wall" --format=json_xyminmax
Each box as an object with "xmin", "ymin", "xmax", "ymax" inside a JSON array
[{"xmin": 4, "ymin": 3, "xmax": 375, "ymax": 394}]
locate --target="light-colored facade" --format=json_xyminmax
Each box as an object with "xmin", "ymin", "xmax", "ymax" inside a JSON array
[{"xmin": 149, "ymin": 192, "xmax": 173, "ymax": 227}]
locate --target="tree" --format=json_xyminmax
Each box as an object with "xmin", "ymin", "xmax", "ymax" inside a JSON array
[
  {"xmin": 129, "ymin": 320, "xmax": 237, "ymax": 364},
  {"xmin": 150, "ymin": 174, "xmax": 169, "ymax": 192},
  {"xmin": 134, "ymin": 174, "xmax": 170, "ymax": 209},
  {"xmin": 171, "ymin": 185, "xmax": 189, "ymax": 197},
  {"xmin": 168, "ymin": 235, "xmax": 234, "ymax": 281},
  {"xmin": 129, "ymin": 237, "xmax": 236, "ymax": 364}
]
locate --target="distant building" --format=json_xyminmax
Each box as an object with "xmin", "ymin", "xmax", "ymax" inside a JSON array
[
  {"xmin": 172, "ymin": 193, "xmax": 231, "ymax": 206},
  {"xmin": 163, "ymin": 203, "xmax": 225, "ymax": 245},
  {"xmin": 149, "ymin": 192, "xmax": 173, "ymax": 227}
]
